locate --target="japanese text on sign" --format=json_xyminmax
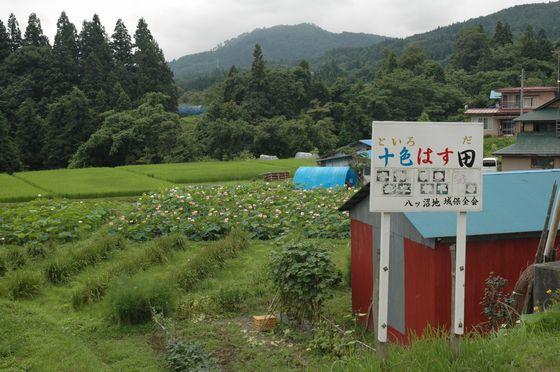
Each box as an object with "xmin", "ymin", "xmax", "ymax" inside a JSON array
[{"xmin": 369, "ymin": 121, "xmax": 483, "ymax": 212}]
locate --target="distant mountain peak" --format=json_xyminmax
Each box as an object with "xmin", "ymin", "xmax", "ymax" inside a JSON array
[{"xmin": 169, "ymin": 23, "xmax": 388, "ymax": 81}]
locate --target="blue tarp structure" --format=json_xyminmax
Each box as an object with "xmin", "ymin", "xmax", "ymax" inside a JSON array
[
  {"xmin": 177, "ymin": 104, "xmax": 206, "ymax": 116},
  {"xmin": 294, "ymin": 166, "xmax": 359, "ymax": 190}
]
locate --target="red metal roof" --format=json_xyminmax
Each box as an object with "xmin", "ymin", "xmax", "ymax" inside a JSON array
[
  {"xmin": 464, "ymin": 108, "xmax": 499, "ymax": 115},
  {"xmin": 464, "ymin": 108, "xmax": 530, "ymax": 116}
]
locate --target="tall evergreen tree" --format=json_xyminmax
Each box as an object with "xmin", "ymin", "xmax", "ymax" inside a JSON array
[
  {"xmin": 0, "ymin": 113, "xmax": 21, "ymax": 174},
  {"xmin": 453, "ymin": 25, "xmax": 489, "ymax": 71},
  {"xmin": 492, "ymin": 21, "xmax": 513, "ymax": 46},
  {"xmin": 0, "ymin": 20, "xmax": 11, "ymax": 61},
  {"xmin": 520, "ymin": 25, "xmax": 538, "ymax": 59},
  {"xmin": 51, "ymin": 12, "xmax": 79, "ymax": 96},
  {"xmin": 7, "ymin": 13, "xmax": 22, "ymax": 52},
  {"xmin": 112, "ymin": 82, "xmax": 131, "ymax": 111},
  {"xmin": 251, "ymin": 44, "xmax": 266, "ymax": 90},
  {"xmin": 44, "ymin": 87, "xmax": 99, "ymax": 168},
  {"xmin": 15, "ymin": 99, "xmax": 45, "ymax": 170},
  {"xmin": 111, "ymin": 19, "xmax": 135, "ymax": 97},
  {"xmin": 78, "ymin": 14, "xmax": 115, "ymax": 103},
  {"xmin": 536, "ymin": 29, "xmax": 553, "ymax": 60},
  {"xmin": 133, "ymin": 18, "xmax": 177, "ymax": 109},
  {"xmin": 23, "ymin": 13, "xmax": 50, "ymax": 47}
]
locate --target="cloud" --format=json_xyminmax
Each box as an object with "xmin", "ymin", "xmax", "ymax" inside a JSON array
[{"xmin": 1, "ymin": 0, "xmax": 544, "ymax": 60}]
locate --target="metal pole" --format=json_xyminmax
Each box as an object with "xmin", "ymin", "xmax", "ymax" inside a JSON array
[
  {"xmin": 377, "ymin": 212, "xmax": 391, "ymax": 355},
  {"xmin": 520, "ymin": 68, "xmax": 525, "ymax": 122},
  {"xmin": 453, "ymin": 211, "xmax": 467, "ymax": 335}
]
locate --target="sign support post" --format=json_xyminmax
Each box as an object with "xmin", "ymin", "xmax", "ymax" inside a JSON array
[
  {"xmin": 377, "ymin": 211, "xmax": 391, "ymax": 357},
  {"xmin": 451, "ymin": 211, "xmax": 467, "ymax": 356}
]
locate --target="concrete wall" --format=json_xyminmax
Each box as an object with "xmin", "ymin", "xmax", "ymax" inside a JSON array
[{"xmin": 501, "ymin": 157, "xmax": 531, "ymax": 171}]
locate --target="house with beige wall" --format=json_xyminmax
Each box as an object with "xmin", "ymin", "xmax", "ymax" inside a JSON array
[
  {"xmin": 465, "ymin": 86, "xmax": 557, "ymax": 136},
  {"xmin": 494, "ymin": 96, "xmax": 560, "ymax": 171}
]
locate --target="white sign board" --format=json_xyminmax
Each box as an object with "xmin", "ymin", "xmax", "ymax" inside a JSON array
[{"xmin": 369, "ymin": 121, "xmax": 483, "ymax": 212}]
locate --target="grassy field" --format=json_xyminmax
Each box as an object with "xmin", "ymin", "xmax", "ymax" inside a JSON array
[
  {"xmin": 13, "ymin": 168, "xmax": 173, "ymax": 199},
  {"xmin": 0, "ymin": 158, "xmax": 316, "ymax": 203},
  {"xmin": 0, "ymin": 174, "xmax": 48, "ymax": 203},
  {"xmin": 122, "ymin": 158, "xmax": 316, "ymax": 184},
  {"xmin": 1, "ymin": 231, "xmax": 559, "ymax": 371}
]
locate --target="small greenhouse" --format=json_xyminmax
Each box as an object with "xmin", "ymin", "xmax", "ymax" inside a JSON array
[{"xmin": 293, "ymin": 166, "xmax": 359, "ymax": 190}]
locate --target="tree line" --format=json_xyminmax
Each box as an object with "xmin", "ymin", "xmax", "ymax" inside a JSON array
[
  {"xmin": 1, "ymin": 18, "xmax": 559, "ymax": 172},
  {"xmin": 0, "ymin": 12, "xmax": 177, "ymax": 173},
  {"xmin": 176, "ymin": 21, "xmax": 559, "ymax": 160}
]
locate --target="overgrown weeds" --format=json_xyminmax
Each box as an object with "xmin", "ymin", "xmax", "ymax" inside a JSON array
[
  {"xmin": 3, "ymin": 270, "xmax": 43, "ymax": 299},
  {"xmin": 72, "ymin": 233, "xmax": 190, "ymax": 309},
  {"xmin": 107, "ymin": 274, "xmax": 178, "ymax": 324},
  {"xmin": 174, "ymin": 228, "xmax": 249, "ymax": 291},
  {"xmin": 44, "ymin": 235, "xmax": 126, "ymax": 284}
]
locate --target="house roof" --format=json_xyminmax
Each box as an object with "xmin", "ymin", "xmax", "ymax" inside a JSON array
[
  {"xmin": 465, "ymin": 108, "xmax": 530, "ymax": 117},
  {"xmin": 534, "ymin": 96, "xmax": 560, "ymax": 111},
  {"xmin": 493, "ymin": 133, "xmax": 560, "ymax": 156},
  {"xmin": 317, "ymin": 139, "xmax": 372, "ymax": 162},
  {"xmin": 464, "ymin": 108, "xmax": 500, "ymax": 115},
  {"xmin": 513, "ymin": 108, "xmax": 560, "ymax": 122},
  {"xmin": 497, "ymin": 86, "xmax": 558, "ymax": 93},
  {"xmin": 316, "ymin": 153, "xmax": 352, "ymax": 162},
  {"xmin": 340, "ymin": 169, "xmax": 560, "ymax": 239}
]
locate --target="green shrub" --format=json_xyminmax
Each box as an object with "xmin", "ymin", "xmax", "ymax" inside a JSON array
[
  {"xmin": 165, "ymin": 339, "xmax": 219, "ymax": 372},
  {"xmin": 25, "ymin": 242, "xmax": 49, "ymax": 259},
  {"xmin": 0, "ymin": 246, "xmax": 27, "ymax": 274},
  {"xmin": 308, "ymin": 321, "xmax": 357, "ymax": 357},
  {"xmin": 215, "ymin": 287, "xmax": 248, "ymax": 313},
  {"xmin": 270, "ymin": 239, "xmax": 342, "ymax": 324},
  {"xmin": 5, "ymin": 270, "xmax": 43, "ymax": 299},
  {"xmin": 71, "ymin": 273, "xmax": 111, "ymax": 309},
  {"xmin": 155, "ymin": 233, "xmax": 189, "ymax": 253},
  {"xmin": 107, "ymin": 275, "xmax": 178, "ymax": 324}
]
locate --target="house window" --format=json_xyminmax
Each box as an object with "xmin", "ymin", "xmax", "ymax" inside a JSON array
[
  {"xmin": 474, "ymin": 117, "xmax": 492, "ymax": 130},
  {"xmin": 531, "ymin": 157, "xmax": 554, "ymax": 169},
  {"xmin": 501, "ymin": 120, "xmax": 515, "ymax": 135},
  {"xmin": 524, "ymin": 96, "xmax": 539, "ymax": 108},
  {"xmin": 502, "ymin": 94, "xmax": 520, "ymax": 109}
]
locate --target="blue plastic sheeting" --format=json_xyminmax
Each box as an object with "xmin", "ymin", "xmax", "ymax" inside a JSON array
[
  {"xmin": 294, "ymin": 166, "xmax": 359, "ymax": 190},
  {"xmin": 405, "ymin": 169, "xmax": 560, "ymax": 238},
  {"xmin": 359, "ymin": 139, "xmax": 373, "ymax": 147},
  {"xmin": 489, "ymin": 90, "xmax": 502, "ymax": 99},
  {"xmin": 177, "ymin": 104, "xmax": 206, "ymax": 116}
]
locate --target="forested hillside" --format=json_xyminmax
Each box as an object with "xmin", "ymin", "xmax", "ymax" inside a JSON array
[
  {"xmin": 2, "ymin": 2, "xmax": 560, "ymax": 174},
  {"xmin": 0, "ymin": 12, "xmax": 178, "ymax": 173},
  {"xmin": 317, "ymin": 1, "xmax": 560, "ymax": 73},
  {"xmin": 182, "ymin": 18, "xmax": 559, "ymax": 160},
  {"xmin": 169, "ymin": 23, "xmax": 388, "ymax": 88}
]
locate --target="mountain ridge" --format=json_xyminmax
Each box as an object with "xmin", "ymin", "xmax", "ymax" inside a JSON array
[{"xmin": 169, "ymin": 23, "xmax": 389, "ymax": 81}]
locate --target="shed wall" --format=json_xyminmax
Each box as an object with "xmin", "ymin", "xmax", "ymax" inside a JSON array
[{"xmin": 437, "ymin": 237, "xmax": 540, "ymax": 329}]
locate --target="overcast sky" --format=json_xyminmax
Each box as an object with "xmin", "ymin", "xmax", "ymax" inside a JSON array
[{"xmin": 2, "ymin": 0, "xmax": 546, "ymax": 60}]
